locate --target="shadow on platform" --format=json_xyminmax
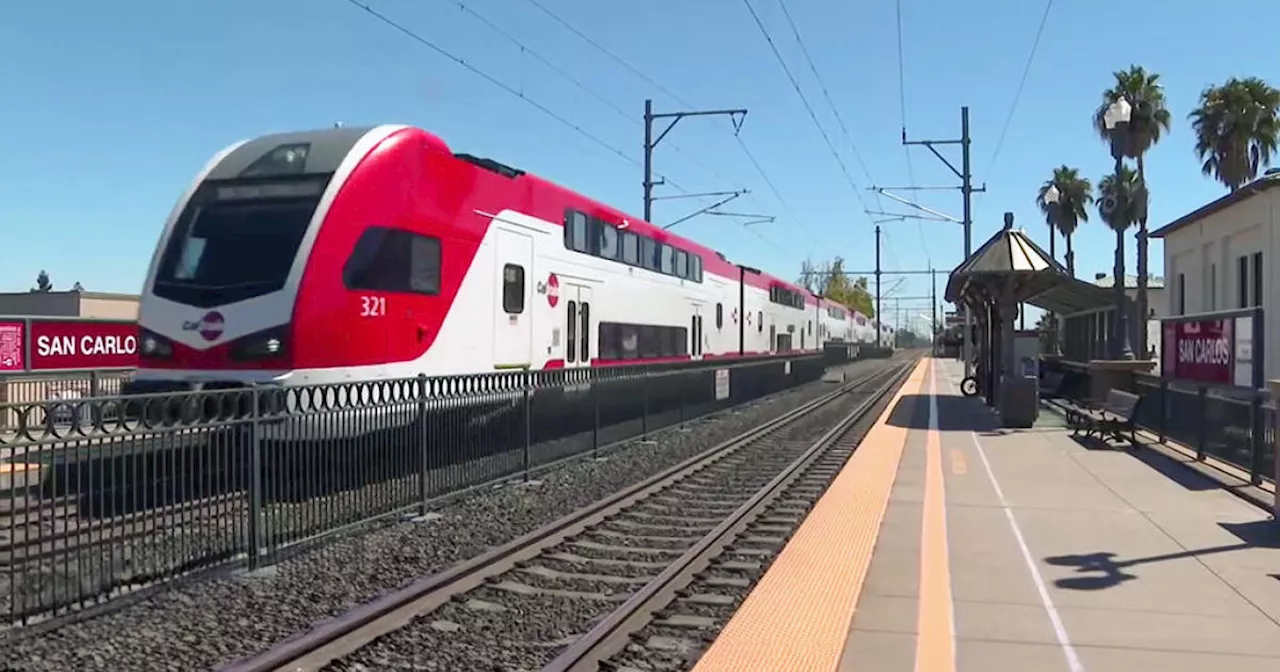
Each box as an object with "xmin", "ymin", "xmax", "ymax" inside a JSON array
[
  {"xmin": 885, "ymin": 394, "xmax": 1001, "ymax": 432},
  {"xmin": 1043, "ymin": 519, "xmax": 1280, "ymax": 591}
]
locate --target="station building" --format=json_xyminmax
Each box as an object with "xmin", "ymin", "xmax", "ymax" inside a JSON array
[{"xmin": 1151, "ymin": 172, "xmax": 1275, "ymax": 379}]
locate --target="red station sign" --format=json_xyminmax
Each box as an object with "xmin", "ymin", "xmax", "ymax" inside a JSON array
[
  {"xmin": 1162, "ymin": 318, "xmax": 1234, "ymax": 385},
  {"xmin": 27, "ymin": 320, "xmax": 139, "ymax": 371}
]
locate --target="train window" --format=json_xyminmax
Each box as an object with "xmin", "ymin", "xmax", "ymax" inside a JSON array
[
  {"xmin": 622, "ymin": 231, "xmax": 640, "ymax": 265},
  {"xmin": 758, "ymin": 310, "xmax": 764, "ymax": 332},
  {"xmin": 598, "ymin": 222, "xmax": 619, "ymax": 260},
  {"xmin": 808, "ymin": 320, "xmax": 813, "ymax": 334},
  {"xmin": 692, "ymin": 255, "xmax": 703, "ymax": 282},
  {"xmin": 675, "ymin": 250, "xmax": 688, "ymax": 278},
  {"xmin": 715, "ymin": 303, "xmax": 723, "ymax": 329},
  {"xmin": 598, "ymin": 323, "xmax": 619, "ymax": 360},
  {"xmin": 409, "ymin": 236, "xmax": 441, "ymax": 294},
  {"xmin": 690, "ymin": 315, "xmax": 697, "ymax": 355},
  {"xmin": 621, "ymin": 325, "xmax": 639, "ymax": 359},
  {"xmin": 638, "ymin": 325, "xmax": 660, "ymax": 358},
  {"xmin": 566, "ymin": 300, "xmax": 577, "ymax": 363},
  {"xmin": 580, "ymin": 302, "xmax": 590, "ymax": 362},
  {"xmin": 502, "ymin": 264, "xmax": 525, "ymax": 314},
  {"xmin": 565, "ymin": 210, "xmax": 589, "ymax": 252},
  {"xmin": 660, "ymin": 244, "xmax": 675, "ymax": 275},
  {"xmin": 343, "ymin": 227, "xmax": 442, "ymax": 296},
  {"xmin": 641, "ymin": 237, "xmax": 659, "ymax": 271}
]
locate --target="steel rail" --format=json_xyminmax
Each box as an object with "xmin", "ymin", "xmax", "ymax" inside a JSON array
[
  {"xmin": 540, "ymin": 358, "xmax": 914, "ymax": 671},
  {"xmin": 216, "ymin": 357, "xmax": 913, "ymax": 672}
]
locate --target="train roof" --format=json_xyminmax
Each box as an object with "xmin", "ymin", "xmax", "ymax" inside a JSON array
[{"xmin": 226, "ymin": 125, "xmax": 817, "ymax": 301}]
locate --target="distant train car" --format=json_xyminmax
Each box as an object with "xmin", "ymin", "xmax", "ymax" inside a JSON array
[{"xmin": 125, "ymin": 124, "xmax": 849, "ymax": 395}]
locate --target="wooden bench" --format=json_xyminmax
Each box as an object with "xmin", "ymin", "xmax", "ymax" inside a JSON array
[
  {"xmin": 1038, "ymin": 371, "xmax": 1066, "ymax": 398},
  {"xmin": 1066, "ymin": 389, "xmax": 1144, "ymax": 444}
]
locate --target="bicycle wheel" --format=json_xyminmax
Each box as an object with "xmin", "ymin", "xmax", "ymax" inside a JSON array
[{"xmin": 960, "ymin": 375, "xmax": 980, "ymax": 397}]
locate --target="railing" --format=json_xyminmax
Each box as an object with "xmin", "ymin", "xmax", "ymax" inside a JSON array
[
  {"xmin": 0, "ymin": 369, "xmax": 136, "ymax": 432},
  {"xmin": 0, "ymin": 353, "xmax": 838, "ymax": 625},
  {"xmin": 1045, "ymin": 360, "xmax": 1276, "ymax": 487}
]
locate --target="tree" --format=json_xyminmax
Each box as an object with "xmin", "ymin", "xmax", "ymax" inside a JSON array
[
  {"xmin": 1035, "ymin": 165, "xmax": 1093, "ymax": 276},
  {"xmin": 799, "ymin": 257, "xmax": 875, "ymax": 318},
  {"xmin": 32, "ymin": 270, "xmax": 52, "ymax": 293},
  {"xmin": 1189, "ymin": 76, "xmax": 1280, "ymax": 191},
  {"xmin": 1098, "ymin": 164, "xmax": 1144, "ymax": 350},
  {"xmin": 1093, "ymin": 65, "xmax": 1170, "ymax": 355}
]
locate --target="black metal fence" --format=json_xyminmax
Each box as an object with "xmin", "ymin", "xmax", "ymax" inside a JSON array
[
  {"xmin": 0, "ymin": 354, "xmax": 838, "ymax": 625},
  {"xmin": 1044, "ymin": 360, "xmax": 1276, "ymax": 487},
  {"xmin": 0, "ymin": 370, "xmax": 135, "ymax": 433}
]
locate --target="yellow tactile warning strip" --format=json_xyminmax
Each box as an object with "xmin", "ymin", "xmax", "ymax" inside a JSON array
[
  {"xmin": 914, "ymin": 360, "xmax": 955, "ymax": 671},
  {"xmin": 690, "ymin": 358, "xmax": 929, "ymax": 672}
]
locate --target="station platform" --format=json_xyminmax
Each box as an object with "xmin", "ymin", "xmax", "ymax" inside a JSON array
[{"xmin": 693, "ymin": 358, "xmax": 1280, "ymax": 672}]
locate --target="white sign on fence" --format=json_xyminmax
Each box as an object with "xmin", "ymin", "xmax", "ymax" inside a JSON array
[{"xmin": 714, "ymin": 369, "xmax": 730, "ymax": 401}]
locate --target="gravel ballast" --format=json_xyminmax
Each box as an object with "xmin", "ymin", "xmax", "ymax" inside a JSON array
[{"xmin": 1, "ymin": 357, "xmax": 896, "ymax": 672}]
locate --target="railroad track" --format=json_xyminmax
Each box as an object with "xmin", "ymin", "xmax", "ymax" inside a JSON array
[{"xmin": 219, "ymin": 356, "xmax": 916, "ymax": 672}]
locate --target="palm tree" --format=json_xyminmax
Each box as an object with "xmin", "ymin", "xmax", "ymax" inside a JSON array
[
  {"xmin": 1035, "ymin": 166, "xmax": 1093, "ymax": 277},
  {"xmin": 1098, "ymin": 165, "xmax": 1144, "ymax": 357},
  {"xmin": 1189, "ymin": 77, "xmax": 1280, "ymax": 191},
  {"xmin": 1093, "ymin": 65, "xmax": 1170, "ymax": 356}
]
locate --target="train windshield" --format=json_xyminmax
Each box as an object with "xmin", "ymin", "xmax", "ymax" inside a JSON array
[{"xmin": 153, "ymin": 197, "xmax": 318, "ymax": 308}]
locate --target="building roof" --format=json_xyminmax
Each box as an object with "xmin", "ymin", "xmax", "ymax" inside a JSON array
[
  {"xmin": 1092, "ymin": 274, "xmax": 1165, "ymax": 290},
  {"xmin": 1150, "ymin": 172, "xmax": 1280, "ymax": 239},
  {"xmin": 0, "ymin": 290, "xmax": 139, "ymax": 301}
]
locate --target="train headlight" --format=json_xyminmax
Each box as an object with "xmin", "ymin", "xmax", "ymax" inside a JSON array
[
  {"xmin": 230, "ymin": 326, "xmax": 290, "ymax": 362},
  {"xmin": 140, "ymin": 329, "xmax": 174, "ymax": 359}
]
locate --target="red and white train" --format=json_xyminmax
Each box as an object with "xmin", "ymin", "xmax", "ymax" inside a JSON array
[{"xmin": 125, "ymin": 124, "xmax": 882, "ymax": 394}]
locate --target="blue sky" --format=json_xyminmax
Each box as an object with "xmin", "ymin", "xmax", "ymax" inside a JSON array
[{"xmin": 0, "ymin": 0, "xmax": 1269, "ymax": 330}]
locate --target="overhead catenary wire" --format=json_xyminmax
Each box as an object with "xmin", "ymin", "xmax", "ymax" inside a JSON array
[
  {"xmin": 516, "ymin": 0, "xmax": 810, "ymax": 246},
  {"xmin": 340, "ymin": 0, "xmax": 693, "ymax": 187},
  {"xmin": 741, "ymin": 0, "xmax": 873, "ymax": 218},
  {"xmin": 446, "ymin": 0, "xmax": 737, "ymax": 202},
  {"xmin": 984, "ymin": 0, "xmax": 1055, "ymax": 173},
  {"xmin": 894, "ymin": 0, "xmax": 931, "ymax": 266}
]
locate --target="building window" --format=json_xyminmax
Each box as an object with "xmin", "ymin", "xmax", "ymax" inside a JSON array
[
  {"xmin": 1209, "ymin": 263, "xmax": 1217, "ymax": 310},
  {"xmin": 1251, "ymin": 252, "xmax": 1263, "ymax": 308},
  {"xmin": 1177, "ymin": 273, "xmax": 1186, "ymax": 315},
  {"xmin": 1238, "ymin": 255, "xmax": 1249, "ymax": 308}
]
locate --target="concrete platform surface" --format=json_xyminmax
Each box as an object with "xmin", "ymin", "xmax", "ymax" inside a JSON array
[
  {"xmin": 844, "ymin": 359, "xmax": 1280, "ymax": 671},
  {"xmin": 698, "ymin": 357, "xmax": 1280, "ymax": 672}
]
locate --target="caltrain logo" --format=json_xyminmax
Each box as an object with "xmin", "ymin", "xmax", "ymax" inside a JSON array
[
  {"xmin": 181, "ymin": 311, "xmax": 226, "ymax": 342},
  {"xmin": 544, "ymin": 273, "xmax": 560, "ymax": 307}
]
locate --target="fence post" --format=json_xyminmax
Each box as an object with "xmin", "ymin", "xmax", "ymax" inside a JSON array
[
  {"xmin": 1196, "ymin": 386, "xmax": 1208, "ymax": 461},
  {"xmin": 247, "ymin": 385, "xmax": 264, "ymax": 570},
  {"xmin": 1158, "ymin": 379, "xmax": 1168, "ymax": 443},
  {"xmin": 418, "ymin": 374, "xmax": 430, "ymax": 513},
  {"xmin": 591, "ymin": 372, "xmax": 600, "ymax": 458},
  {"xmin": 1250, "ymin": 392, "xmax": 1265, "ymax": 486},
  {"xmin": 522, "ymin": 369, "xmax": 532, "ymax": 481},
  {"xmin": 641, "ymin": 372, "xmax": 649, "ymax": 435},
  {"xmin": 1269, "ymin": 381, "xmax": 1280, "ymax": 523}
]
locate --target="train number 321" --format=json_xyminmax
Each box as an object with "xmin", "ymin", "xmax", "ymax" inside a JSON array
[{"xmin": 360, "ymin": 296, "xmax": 386, "ymax": 317}]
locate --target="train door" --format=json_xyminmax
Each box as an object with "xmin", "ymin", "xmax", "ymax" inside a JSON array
[
  {"xmin": 565, "ymin": 284, "xmax": 592, "ymax": 368},
  {"xmin": 689, "ymin": 304, "xmax": 703, "ymax": 359},
  {"xmin": 493, "ymin": 229, "xmax": 533, "ymax": 368}
]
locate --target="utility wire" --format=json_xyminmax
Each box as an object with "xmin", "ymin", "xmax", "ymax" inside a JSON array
[
  {"xmin": 517, "ymin": 0, "xmax": 808, "ymax": 243},
  {"xmin": 742, "ymin": 0, "xmax": 872, "ymax": 216},
  {"xmin": 985, "ymin": 0, "xmax": 1055, "ymax": 172},
  {"xmin": 446, "ymin": 0, "xmax": 727, "ymax": 198},
  {"xmin": 776, "ymin": 0, "xmax": 878, "ymax": 191},
  {"xmin": 894, "ymin": 0, "xmax": 930, "ymax": 265},
  {"xmin": 341, "ymin": 0, "xmax": 684, "ymax": 185}
]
